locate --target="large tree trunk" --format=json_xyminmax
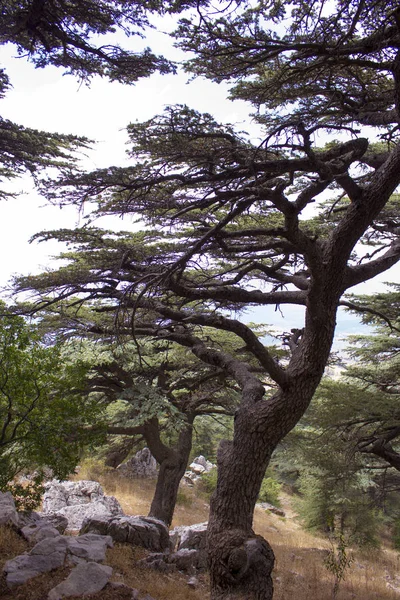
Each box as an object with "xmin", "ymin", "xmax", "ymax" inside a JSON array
[
  {"xmin": 145, "ymin": 416, "xmax": 194, "ymax": 526},
  {"xmin": 206, "ymin": 291, "xmax": 340, "ymax": 599},
  {"xmin": 207, "ymin": 386, "xmax": 321, "ymax": 599},
  {"xmin": 207, "ymin": 442, "xmax": 275, "ymax": 599}
]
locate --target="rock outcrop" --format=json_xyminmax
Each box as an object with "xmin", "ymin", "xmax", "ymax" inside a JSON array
[
  {"xmin": 143, "ymin": 521, "xmax": 209, "ymax": 574},
  {"xmin": 0, "ymin": 491, "xmax": 19, "ymax": 527},
  {"xmin": 0, "ymin": 487, "xmax": 205, "ymax": 598},
  {"xmin": 3, "ymin": 532, "xmax": 113, "ymax": 588},
  {"xmin": 183, "ymin": 455, "xmax": 215, "ymax": 486},
  {"xmin": 117, "ymin": 448, "xmax": 158, "ymax": 479},
  {"xmin": 41, "ymin": 480, "xmax": 123, "ymax": 530},
  {"xmin": 81, "ymin": 514, "xmax": 170, "ymax": 552},
  {"xmin": 47, "ymin": 562, "xmax": 113, "ymax": 600}
]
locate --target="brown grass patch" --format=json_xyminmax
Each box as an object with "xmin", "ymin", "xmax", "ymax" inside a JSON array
[
  {"xmin": 0, "ymin": 567, "xmax": 72, "ymax": 600},
  {"xmin": 106, "ymin": 543, "xmax": 210, "ymax": 600},
  {"xmin": 0, "ymin": 526, "xmax": 27, "ymax": 570}
]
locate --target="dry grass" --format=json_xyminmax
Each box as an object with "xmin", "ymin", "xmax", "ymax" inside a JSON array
[
  {"xmin": 2, "ymin": 463, "xmax": 400, "ymax": 599},
  {"xmin": 253, "ymin": 497, "xmax": 400, "ymax": 600},
  {"xmin": 73, "ymin": 465, "xmax": 400, "ymax": 599},
  {"xmin": 73, "ymin": 461, "xmax": 211, "ymax": 527},
  {"xmin": 0, "ymin": 526, "xmax": 27, "ymax": 569},
  {"xmin": 106, "ymin": 543, "xmax": 210, "ymax": 600}
]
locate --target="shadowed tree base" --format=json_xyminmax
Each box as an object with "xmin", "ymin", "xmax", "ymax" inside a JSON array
[{"xmin": 208, "ymin": 529, "xmax": 274, "ymax": 600}]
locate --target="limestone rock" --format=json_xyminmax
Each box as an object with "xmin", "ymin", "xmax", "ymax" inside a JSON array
[
  {"xmin": 169, "ymin": 548, "xmax": 206, "ymax": 571},
  {"xmin": 42, "ymin": 480, "xmax": 104, "ymax": 511},
  {"xmin": 183, "ymin": 471, "xmax": 197, "ymax": 486},
  {"xmin": 169, "ymin": 522, "xmax": 208, "ymax": 571},
  {"xmin": 189, "ymin": 463, "xmax": 206, "ymax": 475},
  {"xmin": 66, "ymin": 533, "xmax": 113, "ymax": 565},
  {"xmin": 4, "ymin": 536, "xmax": 68, "ymax": 588},
  {"xmin": 81, "ymin": 515, "xmax": 170, "ymax": 552},
  {"xmin": 188, "ymin": 576, "xmax": 199, "ymax": 588},
  {"xmin": 171, "ymin": 522, "xmax": 208, "ymax": 552},
  {"xmin": 257, "ymin": 502, "xmax": 286, "ymax": 517},
  {"xmin": 47, "ymin": 562, "xmax": 112, "ymax": 600},
  {"xmin": 20, "ymin": 511, "xmax": 69, "ymax": 532},
  {"xmin": 183, "ymin": 456, "xmax": 215, "ymax": 486},
  {"xmin": 21, "ymin": 521, "xmax": 61, "ymax": 544},
  {"xmin": 41, "ymin": 480, "xmax": 123, "ymax": 530},
  {"xmin": 117, "ymin": 448, "xmax": 158, "ymax": 479},
  {"xmin": 56, "ymin": 501, "xmax": 119, "ymax": 531},
  {"xmin": 189, "ymin": 456, "xmax": 214, "ymax": 475},
  {"xmin": 0, "ymin": 491, "xmax": 19, "ymax": 527},
  {"xmin": 3, "ymin": 528, "xmax": 113, "ymax": 588}
]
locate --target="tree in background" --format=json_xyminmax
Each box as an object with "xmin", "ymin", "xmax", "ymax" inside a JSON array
[
  {"xmin": 12, "ymin": 1, "xmax": 400, "ymax": 599},
  {"xmin": 29, "ymin": 303, "xmax": 270, "ymax": 526},
  {"xmin": 279, "ymin": 287, "xmax": 400, "ymax": 547},
  {"xmin": 0, "ymin": 303, "xmax": 100, "ymax": 492},
  {"xmin": 286, "ymin": 379, "xmax": 386, "ymax": 548},
  {"xmin": 344, "ymin": 286, "xmax": 400, "ymax": 471},
  {"xmin": 88, "ymin": 337, "xmax": 240, "ymax": 526}
]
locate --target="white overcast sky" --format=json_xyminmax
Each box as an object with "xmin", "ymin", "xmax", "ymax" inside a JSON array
[
  {"xmin": 0, "ymin": 27, "xmax": 254, "ymax": 284},
  {"xmin": 0, "ymin": 25, "xmax": 395, "ymax": 343}
]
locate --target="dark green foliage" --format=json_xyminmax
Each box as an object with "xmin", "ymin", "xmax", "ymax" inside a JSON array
[
  {"xmin": 0, "ymin": 0, "xmax": 198, "ymax": 198},
  {"xmin": 191, "ymin": 414, "xmax": 233, "ymax": 463},
  {"xmin": 296, "ymin": 464, "xmax": 381, "ymax": 547},
  {"xmin": 0, "ymin": 118, "xmax": 90, "ymax": 200},
  {"xmin": 0, "ymin": 0, "xmax": 177, "ymax": 84},
  {"xmin": 285, "ymin": 378, "xmax": 386, "ymax": 546}
]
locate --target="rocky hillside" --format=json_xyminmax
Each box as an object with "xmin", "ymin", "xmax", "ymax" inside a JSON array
[{"xmin": 1, "ymin": 469, "xmax": 400, "ymax": 600}]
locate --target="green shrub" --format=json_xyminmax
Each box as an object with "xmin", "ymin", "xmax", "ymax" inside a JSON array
[
  {"xmin": 176, "ymin": 489, "xmax": 193, "ymax": 507},
  {"xmin": 198, "ymin": 468, "xmax": 218, "ymax": 498},
  {"xmin": 258, "ymin": 469, "xmax": 282, "ymax": 506}
]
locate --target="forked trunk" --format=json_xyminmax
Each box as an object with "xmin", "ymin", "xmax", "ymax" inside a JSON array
[
  {"xmin": 145, "ymin": 417, "xmax": 193, "ymax": 526},
  {"xmin": 148, "ymin": 449, "xmax": 190, "ymax": 526}
]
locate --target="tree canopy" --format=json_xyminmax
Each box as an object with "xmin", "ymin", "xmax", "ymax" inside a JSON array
[{"xmin": 0, "ymin": 0, "xmax": 181, "ymax": 84}]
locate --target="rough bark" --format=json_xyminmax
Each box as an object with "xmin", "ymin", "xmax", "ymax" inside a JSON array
[
  {"xmin": 145, "ymin": 417, "xmax": 194, "ymax": 526},
  {"xmin": 206, "ymin": 252, "xmax": 343, "ymax": 599}
]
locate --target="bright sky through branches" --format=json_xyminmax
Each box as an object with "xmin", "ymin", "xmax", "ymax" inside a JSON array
[{"xmin": 0, "ymin": 25, "xmax": 394, "ymax": 345}]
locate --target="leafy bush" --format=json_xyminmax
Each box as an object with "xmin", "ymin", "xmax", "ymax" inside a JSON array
[
  {"xmin": 176, "ymin": 489, "xmax": 193, "ymax": 507},
  {"xmin": 258, "ymin": 479, "xmax": 282, "ymax": 507},
  {"xmin": 4, "ymin": 475, "xmax": 44, "ymax": 511},
  {"xmin": 258, "ymin": 469, "xmax": 282, "ymax": 506},
  {"xmin": 198, "ymin": 468, "xmax": 218, "ymax": 498}
]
